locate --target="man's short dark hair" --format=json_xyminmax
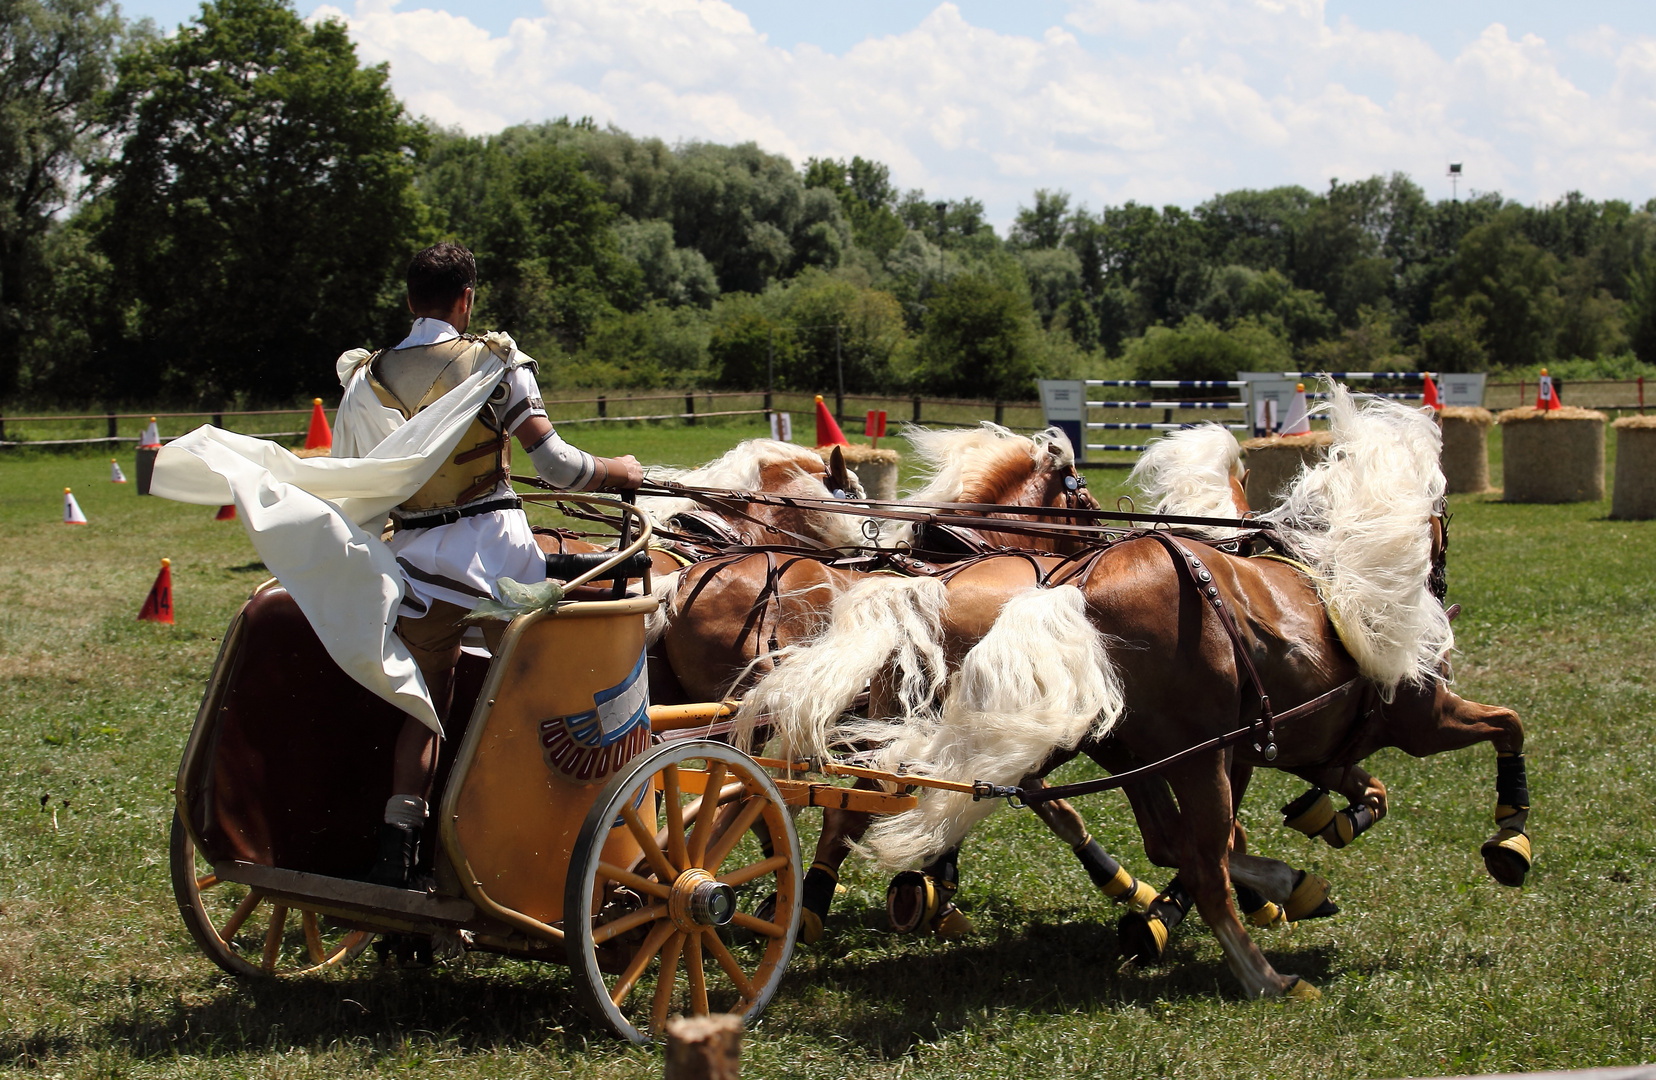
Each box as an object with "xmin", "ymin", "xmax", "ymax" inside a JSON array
[{"xmin": 407, "ymin": 243, "xmax": 477, "ymax": 311}]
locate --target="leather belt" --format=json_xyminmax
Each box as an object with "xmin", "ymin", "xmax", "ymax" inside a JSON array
[{"xmin": 391, "ymin": 495, "xmax": 523, "ymax": 531}]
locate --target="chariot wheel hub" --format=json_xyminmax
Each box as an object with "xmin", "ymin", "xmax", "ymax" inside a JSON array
[{"xmin": 668, "ymin": 867, "xmax": 736, "ymax": 930}]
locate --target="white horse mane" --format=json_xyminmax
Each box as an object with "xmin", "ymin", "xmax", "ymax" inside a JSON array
[
  {"xmin": 1128, "ymin": 424, "xmax": 1246, "ymax": 540},
  {"xmin": 904, "ymin": 422, "xmax": 1074, "ymax": 505},
  {"xmin": 1263, "ymin": 385, "xmax": 1452, "ymax": 697},
  {"xmin": 636, "ymin": 438, "xmax": 867, "ymax": 549}
]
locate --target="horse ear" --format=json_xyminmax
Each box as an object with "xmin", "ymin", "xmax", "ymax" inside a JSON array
[{"xmin": 827, "ymin": 446, "xmax": 850, "ymax": 494}]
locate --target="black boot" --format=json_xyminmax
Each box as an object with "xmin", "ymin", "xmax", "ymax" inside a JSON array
[{"xmin": 366, "ymin": 821, "xmax": 418, "ymax": 889}]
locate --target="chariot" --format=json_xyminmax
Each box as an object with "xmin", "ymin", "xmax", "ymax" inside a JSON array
[{"xmin": 169, "ymin": 492, "xmax": 925, "ymax": 1043}]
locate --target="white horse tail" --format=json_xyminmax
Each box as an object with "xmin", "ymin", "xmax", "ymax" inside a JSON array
[
  {"xmin": 1128, "ymin": 423, "xmax": 1245, "ymax": 538},
  {"xmin": 1265, "ymin": 383, "xmax": 1453, "ymax": 697},
  {"xmin": 857, "ymin": 584, "xmax": 1123, "ymax": 869},
  {"xmin": 642, "ymin": 567, "xmax": 682, "ymax": 647},
  {"xmin": 731, "ymin": 576, "xmax": 949, "ymax": 759}
]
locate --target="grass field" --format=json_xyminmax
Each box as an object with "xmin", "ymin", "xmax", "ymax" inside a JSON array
[{"xmin": 2, "ymin": 417, "xmax": 1654, "ymax": 1079}]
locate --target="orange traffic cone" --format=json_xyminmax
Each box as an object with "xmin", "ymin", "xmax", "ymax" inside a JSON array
[
  {"xmin": 138, "ymin": 558, "xmax": 174, "ymax": 624},
  {"xmin": 214, "ymin": 503, "xmax": 237, "ymax": 521},
  {"xmin": 1422, "ymin": 373, "xmax": 1441, "ymax": 410},
  {"xmin": 63, "ymin": 488, "xmax": 88, "ymax": 524},
  {"xmin": 304, "ymin": 398, "xmax": 332, "ymax": 451},
  {"xmin": 138, "ymin": 417, "xmax": 161, "ymax": 449},
  {"xmin": 1535, "ymin": 369, "xmax": 1562, "ymax": 411},
  {"xmin": 814, "ymin": 395, "xmax": 849, "ymax": 448},
  {"xmin": 110, "ymin": 458, "xmax": 128, "ymax": 483}
]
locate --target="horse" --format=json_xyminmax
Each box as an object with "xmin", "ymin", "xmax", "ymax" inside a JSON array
[
  {"xmin": 677, "ymin": 423, "xmax": 1337, "ymax": 942},
  {"xmin": 739, "ymin": 389, "xmax": 1527, "ymax": 999}
]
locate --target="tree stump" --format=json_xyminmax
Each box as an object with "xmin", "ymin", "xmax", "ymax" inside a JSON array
[{"xmin": 664, "ymin": 1013, "xmax": 743, "ymax": 1080}]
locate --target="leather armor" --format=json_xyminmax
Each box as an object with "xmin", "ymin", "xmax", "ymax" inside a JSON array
[{"xmin": 368, "ymin": 336, "xmax": 516, "ymax": 513}]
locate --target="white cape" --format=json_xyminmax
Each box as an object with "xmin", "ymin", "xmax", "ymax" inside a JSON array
[{"xmin": 150, "ymin": 348, "xmax": 512, "ymax": 734}]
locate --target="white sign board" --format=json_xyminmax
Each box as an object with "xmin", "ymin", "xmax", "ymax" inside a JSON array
[
  {"xmin": 768, "ymin": 411, "xmax": 793, "ymax": 442},
  {"xmin": 1240, "ymin": 376, "xmax": 1300, "ymax": 437},
  {"xmin": 1038, "ymin": 379, "xmax": 1087, "ymax": 462},
  {"xmin": 1437, "ymin": 372, "xmax": 1485, "ymax": 407}
]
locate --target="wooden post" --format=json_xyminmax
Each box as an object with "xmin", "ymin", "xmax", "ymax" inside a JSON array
[
  {"xmin": 912, "ymin": 396, "xmax": 922, "ymax": 423},
  {"xmin": 107, "ymin": 413, "xmax": 117, "ymax": 440},
  {"xmin": 212, "ymin": 412, "xmax": 223, "ymax": 428},
  {"xmin": 598, "ymin": 394, "xmax": 607, "ymax": 418},
  {"xmin": 685, "ymin": 392, "xmax": 696, "ymax": 425},
  {"xmin": 0, "ymin": 412, "xmax": 6, "ymax": 442},
  {"xmin": 664, "ymin": 1014, "xmax": 742, "ymax": 1080}
]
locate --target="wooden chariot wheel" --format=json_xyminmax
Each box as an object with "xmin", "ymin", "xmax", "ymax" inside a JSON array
[
  {"xmin": 169, "ymin": 811, "xmax": 372, "ymax": 977},
  {"xmin": 564, "ymin": 739, "xmax": 802, "ymax": 1044}
]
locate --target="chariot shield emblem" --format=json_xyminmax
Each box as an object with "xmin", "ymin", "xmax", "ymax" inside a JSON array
[{"xmin": 538, "ymin": 650, "xmax": 651, "ymax": 785}]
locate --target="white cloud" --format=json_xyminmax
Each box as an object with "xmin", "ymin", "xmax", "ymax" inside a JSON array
[{"xmin": 312, "ymin": 0, "xmax": 1656, "ymax": 225}]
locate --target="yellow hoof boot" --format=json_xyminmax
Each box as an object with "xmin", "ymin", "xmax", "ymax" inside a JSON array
[
  {"xmin": 1117, "ymin": 910, "xmax": 1170, "ymax": 966},
  {"xmin": 1481, "ymin": 828, "xmax": 1532, "ymax": 887},
  {"xmin": 1246, "ymin": 900, "xmax": 1287, "ymax": 929},
  {"xmin": 931, "ymin": 905, "xmax": 974, "ymax": 940},
  {"xmin": 799, "ymin": 908, "xmax": 824, "ymax": 945},
  {"xmin": 1284, "ymin": 977, "xmax": 1322, "ymax": 1001},
  {"xmin": 1285, "ymin": 871, "xmax": 1339, "ymax": 922}
]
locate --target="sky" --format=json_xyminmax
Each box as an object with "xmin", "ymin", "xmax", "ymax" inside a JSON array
[{"xmin": 118, "ymin": 0, "xmax": 1656, "ymax": 228}]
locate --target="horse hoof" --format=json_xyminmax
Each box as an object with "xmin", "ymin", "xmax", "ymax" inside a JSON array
[
  {"xmin": 1284, "ymin": 976, "xmax": 1322, "ymax": 1001},
  {"xmin": 799, "ymin": 907, "xmax": 825, "ymax": 944},
  {"xmin": 1285, "ymin": 871, "xmax": 1339, "ymax": 922},
  {"xmin": 1481, "ymin": 829, "xmax": 1531, "ymax": 887},
  {"xmin": 1116, "ymin": 910, "xmax": 1169, "ymax": 966}
]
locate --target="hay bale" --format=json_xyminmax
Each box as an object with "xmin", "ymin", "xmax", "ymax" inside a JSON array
[
  {"xmin": 1241, "ymin": 431, "xmax": 1332, "ymax": 511},
  {"xmin": 1440, "ymin": 406, "xmax": 1495, "ymax": 494},
  {"xmin": 1611, "ymin": 414, "xmax": 1656, "ymax": 520},
  {"xmin": 816, "ymin": 443, "xmax": 900, "ymax": 500},
  {"xmin": 1496, "ymin": 406, "xmax": 1607, "ymax": 503}
]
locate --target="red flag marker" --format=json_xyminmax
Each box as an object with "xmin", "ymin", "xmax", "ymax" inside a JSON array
[
  {"xmin": 814, "ymin": 395, "xmax": 849, "ymax": 448},
  {"xmin": 138, "ymin": 558, "xmax": 174, "ymax": 624},
  {"xmin": 304, "ymin": 398, "xmax": 332, "ymax": 450},
  {"xmin": 214, "ymin": 504, "xmax": 237, "ymax": 521}
]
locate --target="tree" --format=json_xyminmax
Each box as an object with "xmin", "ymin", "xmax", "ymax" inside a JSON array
[
  {"xmin": 90, "ymin": 0, "xmax": 426, "ymax": 401},
  {"xmin": 1125, "ymin": 315, "xmax": 1291, "ymax": 382},
  {"xmin": 803, "ymin": 155, "xmax": 905, "ymax": 257},
  {"xmin": 1440, "ymin": 210, "xmax": 1561, "ymax": 368},
  {"xmin": 1010, "ymin": 189, "xmax": 1072, "ymax": 249},
  {"xmin": 0, "ymin": 0, "xmax": 121, "ymax": 399},
  {"xmin": 910, "ymin": 273, "xmax": 1041, "ymax": 399}
]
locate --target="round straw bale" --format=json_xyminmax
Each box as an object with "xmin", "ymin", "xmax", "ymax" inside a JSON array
[
  {"xmin": 1495, "ymin": 406, "xmax": 1607, "ymax": 503},
  {"xmin": 1241, "ymin": 431, "xmax": 1333, "ymax": 511},
  {"xmin": 1610, "ymin": 414, "xmax": 1656, "ymax": 520},
  {"xmin": 1440, "ymin": 406, "xmax": 1495, "ymax": 494},
  {"xmin": 815, "ymin": 443, "xmax": 901, "ymax": 501}
]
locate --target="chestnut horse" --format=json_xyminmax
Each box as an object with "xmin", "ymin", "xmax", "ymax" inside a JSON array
[{"xmin": 742, "ymin": 390, "xmax": 1527, "ymax": 999}]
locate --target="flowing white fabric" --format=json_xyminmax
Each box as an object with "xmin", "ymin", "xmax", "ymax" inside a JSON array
[{"xmin": 149, "ymin": 357, "xmax": 509, "ymax": 734}]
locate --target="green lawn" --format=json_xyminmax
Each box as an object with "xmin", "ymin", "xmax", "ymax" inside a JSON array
[{"xmin": 2, "ymin": 418, "xmax": 1653, "ymax": 1079}]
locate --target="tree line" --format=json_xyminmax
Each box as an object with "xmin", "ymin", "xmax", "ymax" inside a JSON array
[{"xmin": 7, "ymin": 0, "xmax": 1656, "ymax": 410}]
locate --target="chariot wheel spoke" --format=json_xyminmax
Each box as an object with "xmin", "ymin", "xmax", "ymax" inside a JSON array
[
  {"xmin": 702, "ymin": 797, "xmax": 768, "ymax": 874},
  {"xmin": 685, "ymin": 930, "xmax": 709, "ymax": 1016},
  {"xmin": 610, "ymin": 919, "xmax": 677, "ymax": 1008},
  {"xmin": 728, "ymin": 909, "xmax": 786, "ymax": 939},
  {"xmin": 719, "ymin": 853, "xmax": 789, "ymax": 888},
  {"xmin": 218, "ymin": 889, "xmax": 263, "ymax": 942},
  {"xmin": 260, "ymin": 904, "xmax": 288, "ymax": 973},
  {"xmin": 302, "ymin": 911, "xmax": 326, "ymax": 964},
  {"xmin": 195, "ymin": 873, "xmax": 218, "ymax": 891},
  {"xmin": 593, "ymin": 903, "xmax": 669, "ymax": 946},
  {"xmin": 597, "ymin": 861, "xmax": 672, "ymax": 901},
  {"xmin": 621, "ymin": 802, "xmax": 677, "ymax": 884},
  {"xmin": 663, "ymin": 765, "xmax": 689, "ymax": 872},
  {"xmin": 701, "ymin": 928, "xmax": 757, "ymax": 1002},
  {"xmin": 687, "ymin": 763, "xmax": 726, "ymax": 867},
  {"xmin": 650, "ymin": 932, "xmax": 686, "ymax": 1035}
]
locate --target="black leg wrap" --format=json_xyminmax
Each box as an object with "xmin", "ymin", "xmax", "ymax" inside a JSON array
[
  {"xmin": 921, "ymin": 847, "xmax": 960, "ymax": 890},
  {"xmin": 365, "ymin": 822, "xmax": 418, "ymax": 889},
  {"xmin": 1234, "ymin": 884, "xmax": 1267, "ymax": 914},
  {"xmin": 1075, "ymin": 839, "xmax": 1123, "ymax": 890},
  {"xmin": 1321, "ymin": 802, "xmax": 1379, "ymax": 848},
  {"xmin": 802, "ymin": 864, "xmax": 838, "ymax": 921},
  {"xmin": 1496, "ymin": 753, "xmax": 1530, "ymax": 815},
  {"xmin": 1117, "ymin": 877, "xmax": 1191, "ymax": 965}
]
